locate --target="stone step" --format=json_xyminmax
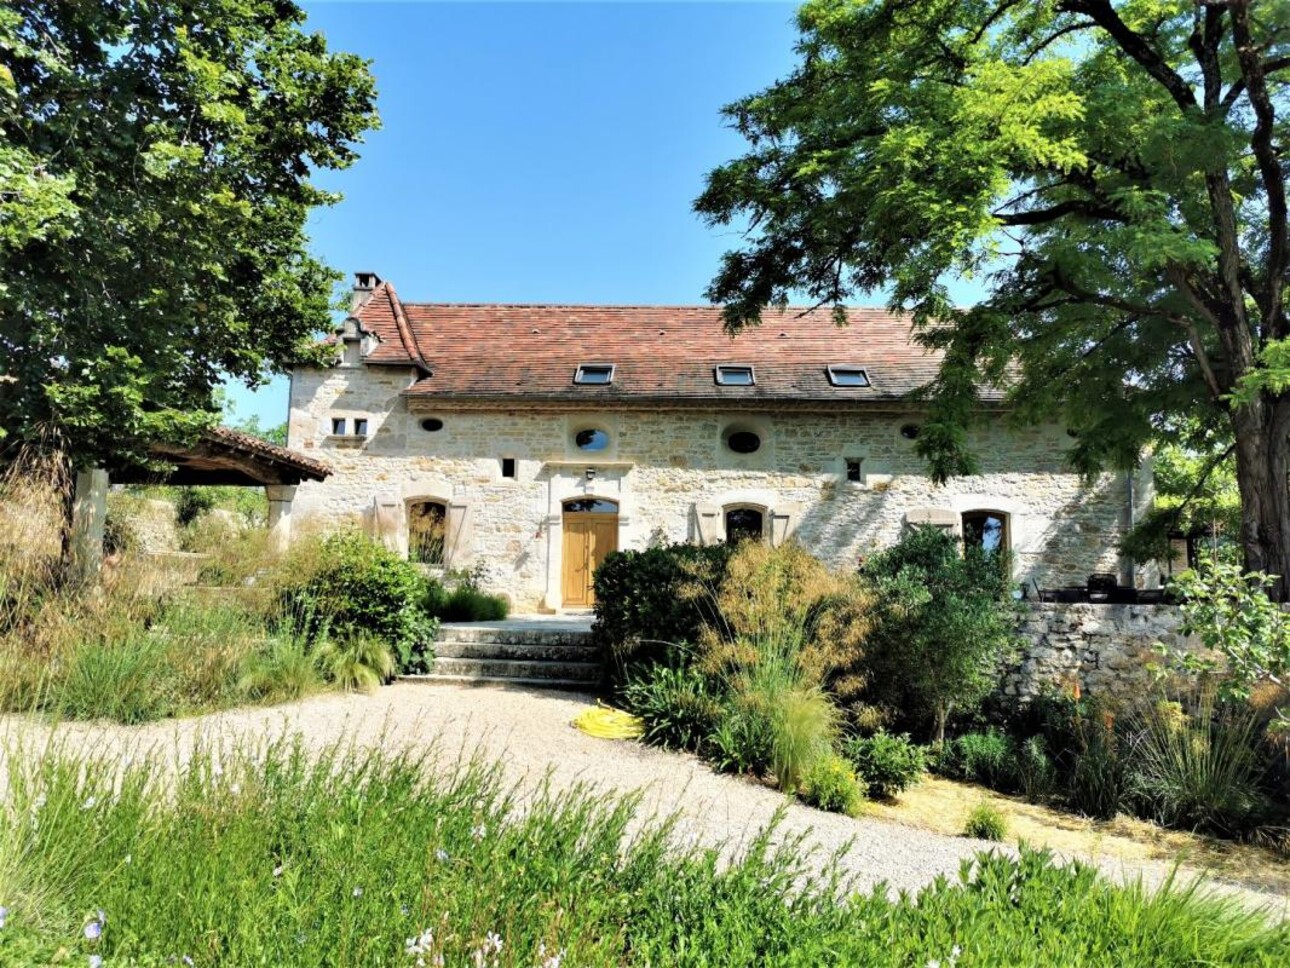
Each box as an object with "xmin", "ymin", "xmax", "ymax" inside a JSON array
[
  {"xmin": 436, "ymin": 626, "xmax": 594, "ymax": 647},
  {"xmin": 398, "ymin": 673, "xmax": 598, "ymax": 692},
  {"xmin": 435, "ymin": 639, "xmax": 601, "ymax": 662},
  {"xmin": 429, "ymin": 656, "xmax": 603, "ymax": 683}
]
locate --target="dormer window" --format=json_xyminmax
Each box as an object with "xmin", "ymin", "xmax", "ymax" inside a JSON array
[
  {"xmin": 827, "ymin": 365, "xmax": 870, "ymax": 387},
  {"xmin": 715, "ymin": 365, "xmax": 755, "ymax": 386},
  {"xmin": 574, "ymin": 364, "xmax": 615, "ymax": 385}
]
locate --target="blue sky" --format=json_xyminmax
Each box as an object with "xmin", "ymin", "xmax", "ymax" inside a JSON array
[{"xmin": 226, "ymin": 2, "xmax": 962, "ymax": 426}]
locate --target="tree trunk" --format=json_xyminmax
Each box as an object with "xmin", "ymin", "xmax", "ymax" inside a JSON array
[{"xmin": 1232, "ymin": 395, "xmax": 1290, "ymax": 600}]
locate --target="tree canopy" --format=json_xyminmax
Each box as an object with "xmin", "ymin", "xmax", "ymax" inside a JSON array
[
  {"xmin": 697, "ymin": 0, "xmax": 1290, "ymax": 594},
  {"xmin": 0, "ymin": 1, "xmax": 378, "ymax": 469}
]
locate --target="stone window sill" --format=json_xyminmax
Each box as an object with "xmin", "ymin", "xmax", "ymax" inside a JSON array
[{"xmin": 325, "ymin": 434, "xmax": 368, "ymax": 449}]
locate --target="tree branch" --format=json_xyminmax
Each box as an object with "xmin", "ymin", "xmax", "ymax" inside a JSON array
[{"xmin": 1230, "ymin": 0, "xmax": 1288, "ymax": 338}]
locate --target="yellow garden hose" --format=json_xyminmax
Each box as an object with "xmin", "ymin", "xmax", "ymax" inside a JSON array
[{"xmin": 573, "ymin": 702, "xmax": 645, "ymax": 740}]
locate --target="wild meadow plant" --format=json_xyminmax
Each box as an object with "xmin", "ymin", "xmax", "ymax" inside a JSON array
[{"xmin": 0, "ymin": 737, "xmax": 1286, "ymax": 966}]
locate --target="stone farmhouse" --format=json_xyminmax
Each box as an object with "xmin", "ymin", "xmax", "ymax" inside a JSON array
[{"xmin": 285, "ymin": 272, "xmax": 1152, "ymax": 612}]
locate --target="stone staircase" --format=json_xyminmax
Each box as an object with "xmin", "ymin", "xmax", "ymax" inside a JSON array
[{"xmin": 403, "ymin": 618, "xmax": 603, "ymax": 689}]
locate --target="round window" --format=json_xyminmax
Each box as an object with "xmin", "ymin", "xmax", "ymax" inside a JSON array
[
  {"xmin": 420, "ymin": 418, "xmax": 444, "ymax": 432},
  {"xmin": 574, "ymin": 428, "xmax": 610, "ymax": 451},
  {"xmin": 726, "ymin": 430, "xmax": 762, "ymax": 454},
  {"xmin": 899, "ymin": 423, "xmax": 921, "ymax": 440}
]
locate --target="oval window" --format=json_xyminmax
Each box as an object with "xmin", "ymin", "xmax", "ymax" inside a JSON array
[
  {"xmin": 574, "ymin": 428, "xmax": 610, "ymax": 451},
  {"xmin": 421, "ymin": 418, "xmax": 444, "ymax": 432},
  {"xmin": 900, "ymin": 423, "xmax": 920, "ymax": 440},
  {"xmin": 726, "ymin": 430, "xmax": 761, "ymax": 454}
]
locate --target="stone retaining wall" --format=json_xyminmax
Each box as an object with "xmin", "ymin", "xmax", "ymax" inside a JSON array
[{"xmin": 1007, "ymin": 603, "xmax": 1197, "ymax": 703}]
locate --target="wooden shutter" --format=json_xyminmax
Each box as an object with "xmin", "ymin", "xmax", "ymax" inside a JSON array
[
  {"xmin": 693, "ymin": 503, "xmax": 722, "ymax": 545},
  {"xmin": 444, "ymin": 501, "xmax": 471, "ymax": 566}
]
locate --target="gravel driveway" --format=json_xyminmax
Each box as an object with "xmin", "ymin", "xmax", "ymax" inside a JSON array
[{"xmin": 2, "ymin": 682, "xmax": 1285, "ymax": 917}]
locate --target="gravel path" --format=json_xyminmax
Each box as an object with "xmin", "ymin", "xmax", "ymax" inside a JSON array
[{"xmin": 2, "ymin": 682, "xmax": 1286, "ymax": 917}]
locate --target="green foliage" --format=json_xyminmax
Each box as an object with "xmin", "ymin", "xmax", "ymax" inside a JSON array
[
  {"xmin": 0, "ymin": 2, "xmax": 379, "ymax": 467},
  {"xmin": 844, "ymin": 730, "xmax": 927, "ymax": 799},
  {"xmin": 592, "ymin": 542, "xmax": 732, "ymax": 687},
  {"xmin": 937, "ymin": 730, "xmax": 1018, "ymax": 792},
  {"xmin": 1127, "ymin": 699, "xmax": 1268, "ymax": 838},
  {"xmin": 236, "ymin": 636, "xmax": 321, "ymax": 704},
  {"xmin": 621, "ymin": 664, "xmax": 723, "ymax": 752},
  {"xmin": 1017, "ymin": 735, "xmax": 1058, "ymax": 804},
  {"xmin": 54, "ymin": 637, "xmax": 178, "ymax": 724},
  {"xmin": 695, "ymin": 0, "xmax": 1290, "ymax": 592},
  {"xmin": 174, "ymin": 486, "xmax": 217, "ymax": 528},
  {"xmin": 1166, "ymin": 560, "xmax": 1290, "ymax": 732},
  {"xmin": 277, "ymin": 531, "xmax": 436, "ymax": 670},
  {"xmin": 769, "ymin": 683, "xmax": 839, "ymax": 792},
  {"xmin": 799, "ymin": 753, "xmax": 865, "ymax": 816},
  {"xmin": 860, "ymin": 526, "xmax": 1019, "ymax": 741},
  {"xmin": 963, "ymin": 801, "xmax": 1008, "ymax": 842},
  {"xmin": 4, "ymin": 742, "xmax": 1288, "ymax": 967},
  {"xmin": 435, "ymin": 585, "xmax": 510, "ymax": 623},
  {"xmin": 315, "ymin": 635, "xmax": 395, "ymax": 693}
]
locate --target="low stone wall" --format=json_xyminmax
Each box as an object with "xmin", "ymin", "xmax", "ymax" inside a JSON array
[{"xmin": 1007, "ymin": 603, "xmax": 1197, "ymax": 703}]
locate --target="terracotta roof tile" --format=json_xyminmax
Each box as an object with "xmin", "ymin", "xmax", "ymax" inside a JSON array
[{"xmin": 352, "ymin": 284, "xmax": 964, "ymax": 405}]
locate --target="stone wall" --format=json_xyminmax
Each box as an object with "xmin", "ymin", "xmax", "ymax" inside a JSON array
[
  {"xmin": 287, "ymin": 363, "xmax": 1150, "ymax": 611},
  {"xmin": 1008, "ymin": 603, "xmax": 1196, "ymax": 703}
]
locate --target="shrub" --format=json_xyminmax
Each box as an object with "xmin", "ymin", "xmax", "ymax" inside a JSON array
[
  {"xmin": 859, "ymin": 526, "xmax": 1020, "ymax": 742},
  {"xmin": 592, "ymin": 542, "xmax": 733, "ymax": 685},
  {"xmin": 275, "ymin": 531, "xmax": 436, "ymax": 670},
  {"xmin": 621, "ymin": 664, "xmax": 723, "ymax": 751},
  {"xmin": 709, "ymin": 695, "xmax": 777, "ymax": 777},
  {"xmin": 938, "ymin": 730, "xmax": 1017, "ymax": 792},
  {"xmin": 799, "ymin": 753, "xmax": 865, "ymax": 816},
  {"xmin": 1017, "ymin": 735, "xmax": 1057, "ymax": 803},
  {"xmin": 55, "ymin": 638, "xmax": 178, "ymax": 724},
  {"xmin": 1126, "ymin": 698, "xmax": 1268, "ymax": 837},
  {"xmin": 436, "ymin": 584, "xmax": 510, "ymax": 622},
  {"xmin": 316, "ymin": 635, "xmax": 396, "ymax": 693},
  {"xmin": 844, "ymin": 730, "xmax": 927, "ymax": 799},
  {"xmin": 1068, "ymin": 711, "xmax": 1128, "ymax": 821},
  {"xmin": 174, "ymin": 485, "xmax": 216, "ymax": 527},
  {"xmin": 770, "ymin": 683, "xmax": 838, "ymax": 791},
  {"xmin": 963, "ymin": 801, "xmax": 1008, "ymax": 841},
  {"xmin": 237, "ymin": 636, "xmax": 322, "ymax": 703}
]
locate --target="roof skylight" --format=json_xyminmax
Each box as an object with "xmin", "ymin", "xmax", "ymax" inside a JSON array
[
  {"xmin": 826, "ymin": 365, "xmax": 871, "ymax": 387},
  {"xmin": 574, "ymin": 363, "xmax": 615, "ymax": 385},
  {"xmin": 714, "ymin": 365, "xmax": 755, "ymax": 386}
]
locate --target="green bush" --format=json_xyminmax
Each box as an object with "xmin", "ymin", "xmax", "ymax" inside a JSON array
[
  {"xmin": 436, "ymin": 584, "xmax": 510, "ymax": 622},
  {"xmin": 799, "ymin": 752, "xmax": 865, "ymax": 816},
  {"xmin": 963, "ymin": 801, "xmax": 1009, "ymax": 841},
  {"xmin": 844, "ymin": 730, "xmax": 927, "ymax": 799},
  {"xmin": 174, "ymin": 485, "xmax": 217, "ymax": 527},
  {"xmin": 859, "ymin": 526, "xmax": 1020, "ymax": 742},
  {"xmin": 709, "ymin": 695, "xmax": 777, "ymax": 777},
  {"xmin": 237, "ymin": 636, "xmax": 322, "ymax": 703},
  {"xmin": 622, "ymin": 664, "xmax": 723, "ymax": 751},
  {"xmin": 1017, "ymin": 735, "xmax": 1057, "ymax": 803},
  {"xmin": 276, "ymin": 531, "xmax": 436, "ymax": 672},
  {"xmin": 315, "ymin": 634, "xmax": 395, "ymax": 693},
  {"xmin": 592, "ymin": 542, "xmax": 732, "ymax": 686},
  {"xmin": 1127, "ymin": 699, "xmax": 1268, "ymax": 837},
  {"xmin": 54, "ymin": 637, "xmax": 178, "ymax": 724},
  {"xmin": 937, "ymin": 730, "xmax": 1018, "ymax": 792}
]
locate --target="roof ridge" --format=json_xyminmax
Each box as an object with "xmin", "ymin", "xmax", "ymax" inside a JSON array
[{"xmin": 400, "ymin": 301, "xmax": 903, "ymax": 312}]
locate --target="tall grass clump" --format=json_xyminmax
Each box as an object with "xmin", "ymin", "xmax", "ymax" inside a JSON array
[{"xmin": 0, "ymin": 739, "xmax": 1286, "ymax": 966}]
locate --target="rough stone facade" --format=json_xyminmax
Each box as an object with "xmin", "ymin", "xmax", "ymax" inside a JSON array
[
  {"xmin": 288, "ymin": 362, "xmax": 1153, "ymax": 612},
  {"xmin": 1008, "ymin": 604, "xmax": 1196, "ymax": 703}
]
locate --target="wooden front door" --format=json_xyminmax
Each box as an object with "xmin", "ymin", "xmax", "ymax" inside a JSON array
[{"xmin": 562, "ymin": 512, "xmax": 618, "ymax": 607}]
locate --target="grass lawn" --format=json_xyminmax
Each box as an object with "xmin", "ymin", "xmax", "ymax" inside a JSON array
[{"xmin": 1, "ymin": 737, "xmax": 1287, "ymax": 967}]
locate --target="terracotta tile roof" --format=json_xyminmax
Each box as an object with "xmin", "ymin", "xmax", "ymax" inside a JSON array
[{"xmin": 351, "ymin": 281, "xmax": 967, "ymax": 405}]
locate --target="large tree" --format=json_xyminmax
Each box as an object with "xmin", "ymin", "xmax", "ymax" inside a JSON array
[
  {"xmin": 696, "ymin": 0, "xmax": 1290, "ymax": 596},
  {"xmin": 0, "ymin": 1, "xmax": 377, "ymax": 468}
]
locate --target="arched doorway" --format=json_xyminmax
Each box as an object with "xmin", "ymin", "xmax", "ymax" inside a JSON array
[
  {"xmin": 961, "ymin": 509, "xmax": 1009, "ymax": 554},
  {"xmin": 562, "ymin": 498, "xmax": 619, "ymax": 607},
  {"xmin": 724, "ymin": 505, "xmax": 767, "ymax": 544}
]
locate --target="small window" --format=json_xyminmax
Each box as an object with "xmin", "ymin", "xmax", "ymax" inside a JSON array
[
  {"xmin": 963, "ymin": 510, "xmax": 1009, "ymax": 554},
  {"xmin": 724, "ymin": 507, "xmax": 765, "ymax": 544},
  {"xmin": 331, "ymin": 418, "xmax": 347, "ymax": 435},
  {"xmin": 501, "ymin": 457, "xmax": 516, "ymax": 479},
  {"xmin": 574, "ymin": 428, "xmax": 610, "ymax": 452},
  {"xmin": 725, "ymin": 430, "xmax": 762, "ymax": 454},
  {"xmin": 354, "ymin": 418, "xmax": 369, "ymax": 437},
  {"xmin": 827, "ymin": 365, "xmax": 870, "ymax": 387},
  {"xmin": 845, "ymin": 458, "xmax": 863, "ymax": 482},
  {"xmin": 900, "ymin": 423, "xmax": 921, "ymax": 440},
  {"xmin": 714, "ymin": 365, "xmax": 755, "ymax": 386},
  {"xmin": 574, "ymin": 364, "xmax": 615, "ymax": 385},
  {"xmin": 421, "ymin": 418, "xmax": 444, "ymax": 433}
]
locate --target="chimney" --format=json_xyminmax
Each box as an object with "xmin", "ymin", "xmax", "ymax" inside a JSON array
[{"xmin": 350, "ymin": 271, "xmax": 381, "ymax": 313}]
